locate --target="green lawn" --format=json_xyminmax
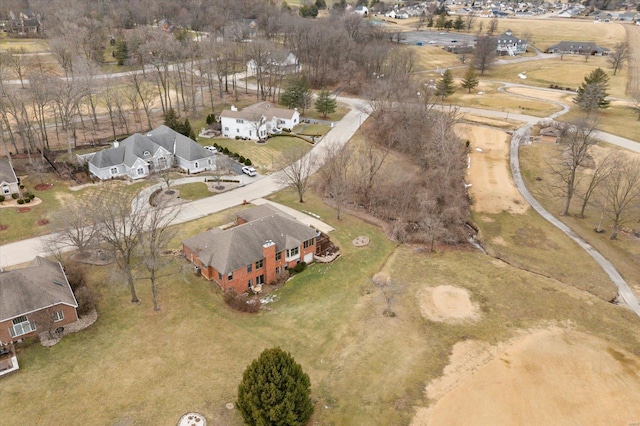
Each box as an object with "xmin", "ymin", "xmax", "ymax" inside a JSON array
[
  {"xmin": 208, "ymin": 136, "xmax": 312, "ymax": 173},
  {"xmin": 175, "ymin": 182, "xmax": 212, "ymax": 201}
]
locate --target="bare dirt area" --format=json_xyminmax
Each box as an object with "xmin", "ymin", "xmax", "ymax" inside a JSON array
[
  {"xmin": 412, "ymin": 327, "xmax": 640, "ymax": 425},
  {"xmin": 417, "ymin": 285, "xmax": 480, "ymax": 323},
  {"xmin": 625, "ymin": 25, "xmax": 640, "ymax": 95},
  {"xmin": 506, "ymin": 86, "xmax": 573, "ymax": 104},
  {"xmin": 459, "ymin": 123, "xmax": 528, "ymax": 214}
]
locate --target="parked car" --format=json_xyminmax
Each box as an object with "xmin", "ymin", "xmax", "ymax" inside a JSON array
[
  {"xmin": 242, "ymin": 166, "xmax": 257, "ymax": 177},
  {"xmin": 270, "ymin": 127, "xmax": 283, "ymax": 135},
  {"xmin": 205, "ymin": 146, "xmax": 217, "ymax": 153},
  {"xmin": 429, "ymin": 40, "xmax": 437, "ymax": 44}
]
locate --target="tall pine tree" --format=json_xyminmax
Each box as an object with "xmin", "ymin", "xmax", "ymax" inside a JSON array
[
  {"xmin": 460, "ymin": 64, "xmax": 479, "ymax": 93},
  {"xmin": 574, "ymin": 67, "xmax": 610, "ymax": 112},
  {"xmin": 315, "ymin": 90, "xmax": 337, "ymax": 118},
  {"xmin": 436, "ymin": 70, "xmax": 456, "ymax": 99}
]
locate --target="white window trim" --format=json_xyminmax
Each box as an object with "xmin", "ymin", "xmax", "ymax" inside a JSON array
[
  {"xmin": 9, "ymin": 316, "xmax": 36, "ymax": 338},
  {"xmin": 110, "ymin": 167, "xmax": 118, "ymax": 175},
  {"xmin": 53, "ymin": 310, "xmax": 64, "ymax": 322}
]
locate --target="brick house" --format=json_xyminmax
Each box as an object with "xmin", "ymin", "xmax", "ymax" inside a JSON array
[
  {"xmin": 182, "ymin": 205, "xmax": 318, "ymax": 293},
  {"xmin": 0, "ymin": 257, "xmax": 79, "ymax": 344}
]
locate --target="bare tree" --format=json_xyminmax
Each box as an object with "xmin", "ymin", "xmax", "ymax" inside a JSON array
[
  {"xmin": 137, "ymin": 200, "xmax": 181, "ymax": 311},
  {"xmin": 92, "ymin": 187, "xmax": 148, "ymax": 303},
  {"xmin": 46, "ymin": 198, "xmax": 99, "ymax": 259},
  {"xmin": 372, "ymin": 272, "xmax": 399, "ymax": 317},
  {"xmin": 276, "ymin": 147, "xmax": 316, "ymax": 203},
  {"xmin": 319, "ymin": 142, "xmax": 352, "ymax": 219},
  {"xmin": 546, "ymin": 117, "xmax": 599, "ymax": 216},
  {"xmin": 576, "ymin": 151, "xmax": 614, "ymax": 218},
  {"xmin": 603, "ymin": 157, "xmax": 640, "ymax": 240},
  {"xmin": 129, "ymin": 72, "xmax": 155, "ymax": 130},
  {"xmin": 487, "ymin": 17, "xmax": 499, "ymax": 35},
  {"xmin": 464, "ymin": 11, "xmax": 477, "ymax": 32},
  {"xmin": 608, "ymin": 42, "xmax": 629, "ymax": 76},
  {"xmin": 473, "ymin": 35, "xmax": 497, "ymax": 75},
  {"xmin": 4, "ymin": 48, "xmax": 28, "ymax": 89}
]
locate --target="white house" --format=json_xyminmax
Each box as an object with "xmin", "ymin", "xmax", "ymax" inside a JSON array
[
  {"xmin": 220, "ymin": 102, "xmax": 300, "ymax": 141},
  {"xmin": 354, "ymin": 5, "xmax": 369, "ymax": 16},
  {"xmin": 0, "ymin": 158, "xmax": 19, "ymax": 197},
  {"xmin": 247, "ymin": 51, "xmax": 301, "ymax": 76},
  {"xmin": 87, "ymin": 125, "xmax": 215, "ymax": 180},
  {"xmin": 496, "ymin": 30, "xmax": 527, "ymax": 56}
]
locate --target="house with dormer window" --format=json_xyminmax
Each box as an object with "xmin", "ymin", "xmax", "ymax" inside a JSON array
[{"xmin": 86, "ymin": 125, "xmax": 215, "ymax": 180}]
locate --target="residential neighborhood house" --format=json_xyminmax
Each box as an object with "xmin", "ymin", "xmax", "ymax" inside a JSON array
[
  {"xmin": 182, "ymin": 204, "xmax": 319, "ymax": 293},
  {"xmin": 545, "ymin": 41, "xmax": 610, "ymax": 56},
  {"xmin": 0, "ymin": 158, "xmax": 19, "ymax": 197},
  {"xmin": 86, "ymin": 125, "xmax": 215, "ymax": 180},
  {"xmin": 0, "ymin": 257, "xmax": 78, "ymax": 344},
  {"xmin": 220, "ymin": 102, "xmax": 300, "ymax": 141},
  {"xmin": 247, "ymin": 51, "xmax": 301, "ymax": 76},
  {"xmin": 7, "ymin": 10, "xmax": 44, "ymax": 36},
  {"xmin": 496, "ymin": 30, "xmax": 527, "ymax": 56}
]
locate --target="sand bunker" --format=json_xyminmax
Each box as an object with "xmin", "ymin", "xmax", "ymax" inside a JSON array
[
  {"xmin": 412, "ymin": 328, "xmax": 640, "ymax": 425},
  {"xmin": 459, "ymin": 124, "xmax": 528, "ymax": 215},
  {"xmin": 418, "ymin": 285, "xmax": 480, "ymax": 323}
]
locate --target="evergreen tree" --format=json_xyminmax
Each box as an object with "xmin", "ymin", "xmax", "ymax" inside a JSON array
[
  {"xmin": 436, "ymin": 12, "xmax": 448, "ymax": 29},
  {"xmin": 453, "ymin": 16, "xmax": 464, "ymax": 31},
  {"xmin": 280, "ymin": 76, "xmax": 313, "ymax": 113},
  {"xmin": 114, "ymin": 39, "xmax": 128, "ymax": 66},
  {"xmin": 574, "ymin": 68, "xmax": 610, "ymax": 112},
  {"xmin": 315, "ymin": 0, "xmax": 327, "ymax": 9},
  {"xmin": 164, "ymin": 108, "xmax": 180, "ymax": 131},
  {"xmin": 237, "ymin": 347, "xmax": 313, "ymax": 426},
  {"xmin": 299, "ymin": 4, "xmax": 319, "ymax": 17},
  {"xmin": 436, "ymin": 70, "xmax": 456, "ymax": 99},
  {"xmin": 315, "ymin": 90, "xmax": 337, "ymax": 118},
  {"xmin": 460, "ymin": 64, "xmax": 479, "ymax": 93}
]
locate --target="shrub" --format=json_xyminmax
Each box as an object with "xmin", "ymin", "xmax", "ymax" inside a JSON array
[
  {"xmin": 19, "ymin": 184, "xmax": 25, "ymax": 190},
  {"xmin": 244, "ymin": 158, "xmax": 252, "ymax": 166},
  {"xmin": 235, "ymin": 136, "xmax": 240, "ymax": 140},
  {"xmin": 64, "ymin": 262, "xmax": 87, "ymax": 291},
  {"xmin": 239, "ymin": 156, "xmax": 246, "ymax": 163},
  {"xmin": 74, "ymin": 286, "xmax": 98, "ymax": 316},
  {"xmin": 24, "ymin": 198, "xmax": 31, "ymax": 203},
  {"xmin": 236, "ymin": 347, "xmax": 313, "ymax": 426},
  {"xmin": 29, "ymin": 193, "xmax": 35, "ymax": 200},
  {"xmin": 223, "ymin": 289, "xmax": 261, "ymax": 313},
  {"xmin": 11, "ymin": 193, "xmax": 18, "ymax": 200},
  {"xmin": 223, "ymin": 147, "xmax": 230, "ymax": 154},
  {"xmin": 294, "ymin": 262, "xmax": 307, "ymax": 273},
  {"xmin": 17, "ymin": 199, "xmax": 24, "ymax": 205},
  {"xmin": 0, "ymin": 195, "xmax": 4, "ymax": 202}
]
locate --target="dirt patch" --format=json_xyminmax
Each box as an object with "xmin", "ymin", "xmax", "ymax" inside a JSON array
[
  {"xmin": 17, "ymin": 207, "xmax": 31, "ymax": 213},
  {"xmin": 0, "ymin": 225, "xmax": 8, "ymax": 230},
  {"xmin": 412, "ymin": 328, "xmax": 640, "ymax": 425},
  {"xmin": 34, "ymin": 183, "xmax": 53, "ymax": 191},
  {"xmin": 459, "ymin": 123, "xmax": 528, "ymax": 215},
  {"xmin": 36, "ymin": 219, "xmax": 49, "ymax": 226},
  {"xmin": 417, "ymin": 285, "xmax": 480, "ymax": 323}
]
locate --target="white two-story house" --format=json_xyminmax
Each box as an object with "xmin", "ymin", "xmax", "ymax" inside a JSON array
[{"xmin": 220, "ymin": 102, "xmax": 300, "ymax": 141}]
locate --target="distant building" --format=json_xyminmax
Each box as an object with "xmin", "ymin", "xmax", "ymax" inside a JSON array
[
  {"xmin": 0, "ymin": 158, "xmax": 19, "ymax": 197},
  {"xmin": 546, "ymin": 41, "xmax": 611, "ymax": 56},
  {"xmin": 496, "ymin": 30, "xmax": 527, "ymax": 56}
]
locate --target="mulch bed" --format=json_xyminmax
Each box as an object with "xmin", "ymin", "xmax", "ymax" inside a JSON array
[
  {"xmin": 17, "ymin": 207, "xmax": 30, "ymax": 213},
  {"xmin": 34, "ymin": 183, "xmax": 53, "ymax": 191},
  {"xmin": 0, "ymin": 225, "xmax": 8, "ymax": 230},
  {"xmin": 36, "ymin": 219, "xmax": 49, "ymax": 226}
]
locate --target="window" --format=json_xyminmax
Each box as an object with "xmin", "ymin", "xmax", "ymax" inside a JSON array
[
  {"xmin": 276, "ymin": 266, "xmax": 281, "ymax": 274},
  {"xmin": 9, "ymin": 315, "xmax": 36, "ymax": 338},
  {"xmin": 236, "ymin": 128, "xmax": 240, "ymax": 133},
  {"xmin": 303, "ymin": 238, "xmax": 314, "ymax": 249},
  {"xmin": 286, "ymin": 247, "xmax": 299, "ymax": 258},
  {"xmin": 247, "ymin": 264, "xmax": 252, "ymax": 273},
  {"xmin": 256, "ymin": 274, "xmax": 265, "ymax": 285},
  {"xmin": 236, "ymin": 119, "xmax": 244, "ymax": 124},
  {"xmin": 194, "ymin": 162, "xmax": 199, "ymax": 169},
  {"xmin": 224, "ymin": 126, "xmax": 229, "ymax": 131},
  {"xmin": 275, "ymin": 251, "xmax": 282, "ymax": 261},
  {"xmin": 227, "ymin": 272, "xmax": 233, "ymax": 281},
  {"xmin": 256, "ymin": 259, "xmax": 263, "ymax": 269},
  {"xmin": 137, "ymin": 167, "xmax": 144, "ymax": 175},
  {"xmin": 218, "ymin": 272, "xmax": 222, "ymax": 280},
  {"xmin": 208, "ymin": 159, "xmax": 212, "ymax": 165},
  {"xmin": 2, "ymin": 185, "xmax": 9, "ymax": 195},
  {"xmin": 249, "ymin": 130, "xmax": 252, "ymax": 136},
  {"xmin": 248, "ymin": 279, "xmax": 253, "ymax": 288},
  {"xmin": 53, "ymin": 311, "xmax": 64, "ymax": 322},
  {"xmin": 110, "ymin": 167, "xmax": 118, "ymax": 175}
]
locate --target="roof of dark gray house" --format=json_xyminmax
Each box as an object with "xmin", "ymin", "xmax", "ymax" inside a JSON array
[
  {"xmin": 0, "ymin": 158, "xmax": 18, "ymax": 185},
  {"xmin": 183, "ymin": 210, "xmax": 317, "ymax": 274},
  {"xmin": 236, "ymin": 204, "xmax": 296, "ymax": 223},
  {"xmin": 0, "ymin": 257, "xmax": 78, "ymax": 322},
  {"xmin": 547, "ymin": 41, "xmax": 610, "ymax": 54}
]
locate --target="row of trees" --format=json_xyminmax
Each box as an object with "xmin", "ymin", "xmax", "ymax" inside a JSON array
[{"xmin": 546, "ymin": 116, "xmax": 640, "ymax": 240}]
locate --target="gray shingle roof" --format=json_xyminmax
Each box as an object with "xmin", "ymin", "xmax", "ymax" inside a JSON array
[
  {"xmin": 89, "ymin": 125, "xmax": 213, "ymax": 170},
  {"xmin": 220, "ymin": 102, "xmax": 297, "ymax": 122},
  {"xmin": 183, "ymin": 214, "xmax": 317, "ymax": 274},
  {"xmin": 0, "ymin": 158, "xmax": 18, "ymax": 185},
  {"xmin": 0, "ymin": 257, "xmax": 78, "ymax": 322},
  {"xmin": 237, "ymin": 204, "xmax": 296, "ymax": 223}
]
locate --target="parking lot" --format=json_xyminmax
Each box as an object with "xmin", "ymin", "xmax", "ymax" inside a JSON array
[{"xmin": 402, "ymin": 30, "xmax": 476, "ymax": 47}]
